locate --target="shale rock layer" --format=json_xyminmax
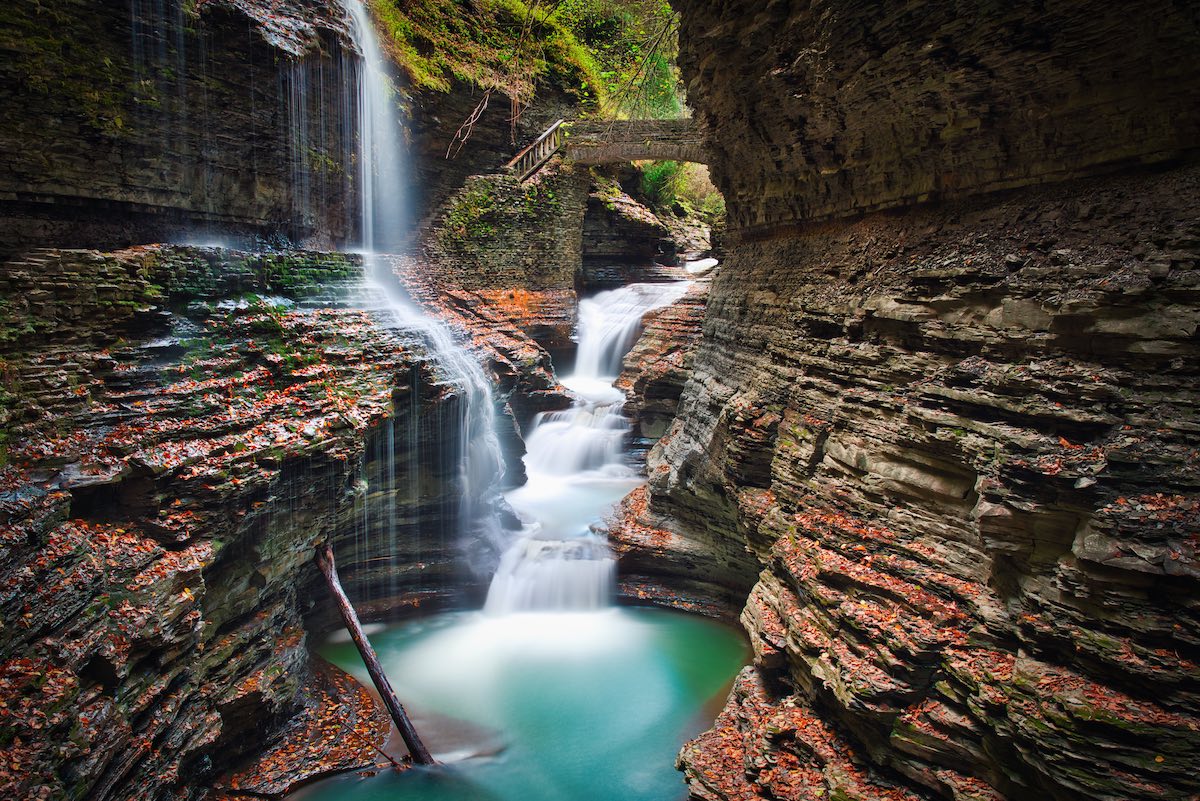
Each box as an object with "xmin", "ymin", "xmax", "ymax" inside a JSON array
[
  {"xmin": 676, "ymin": 0, "xmax": 1200, "ymax": 231},
  {"xmin": 667, "ymin": 163, "xmax": 1200, "ymax": 801},
  {"xmin": 0, "ymin": 0, "xmax": 357, "ymax": 253},
  {"xmin": 659, "ymin": 164, "xmax": 1200, "ymax": 800},
  {"xmin": 656, "ymin": 1, "xmax": 1200, "ymax": 799},
  {"xmin": 0, "ymin": 246, "xmax": 475, "ymax": 800}
]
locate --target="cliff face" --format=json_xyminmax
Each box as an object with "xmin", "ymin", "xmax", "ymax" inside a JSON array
[
  {"xmin": 0, "ymin": 246, "xmax": 486, "ymax": 799},
  {"xmin": 0, "ymin": 0, "xmax": 598, "ymax": 256},
  {"xmin": 0, "ymin": 0, "xmax": 360, "ymax": 254},
  {"xmin": 652, "ymin": 1, "xmax": 1200, "ymax": 800},
  {"xmin": 679, "ymin": 0, "xmax": 1200, "ymax": 232}
]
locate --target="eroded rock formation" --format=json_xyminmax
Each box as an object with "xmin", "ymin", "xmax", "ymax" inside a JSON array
[
  {"xmin": 582, "ymin": 176, "xmax": 692, "ymax": 289},
  {"xmin": 0, "ymin": 245, "xmax": 514, "ymax": 799},
  {"xmin": 0, "ymin": 0, "xmax": 359, "ymax": 253},
  {"xmin": 631, "ymin": 1, "xmax": 1200, "ymax": 799}
]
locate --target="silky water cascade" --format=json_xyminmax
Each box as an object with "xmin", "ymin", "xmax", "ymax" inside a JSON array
[{"xmin": 301, "ymin": 4, "xmax": 747, "ymax": 799}]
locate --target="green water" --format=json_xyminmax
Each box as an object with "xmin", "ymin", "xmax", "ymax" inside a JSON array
[{"xmin": 299, "ymin": 607, "xmax": 746, "ymax": 801}]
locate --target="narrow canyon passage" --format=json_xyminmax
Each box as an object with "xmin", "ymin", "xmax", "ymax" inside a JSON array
[
  {"xmin": 300, "ymin": 280, "xmax": 745, "ymax": 801},
  {"xmin": 0, "ymin": 1, "xmax": 1197, "ymax": 801}
]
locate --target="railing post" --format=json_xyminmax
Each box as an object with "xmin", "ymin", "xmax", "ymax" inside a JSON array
[{"xmin": 504, "ymin": 119, "xmax": 566, "ymax": 182}]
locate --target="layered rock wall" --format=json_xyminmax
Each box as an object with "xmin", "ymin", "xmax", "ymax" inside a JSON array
[
  {"xmin": 421, "ymin": 162, "xmax": 589, "ymax": 353},
  {"xmin": 0, "ymin": 246, "xmax": 470, "ymax": 799},
  {"xmin": 677, "ymin": 0, "xmax": 1200, "ymax": 232},
  {"xmin": 652, "ymin": 1, "xmax": 1200, "ymax": 799},
  {"xmin": 581, "ymin": 177, "xmax": 689, "ymax": 289},
  {"xmin": 0, "ymin": 0, "xmax": 359, "ymax": 254}
]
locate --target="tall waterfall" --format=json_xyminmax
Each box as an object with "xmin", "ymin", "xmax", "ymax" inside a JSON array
[
  {"xmin": 485, "ymin": 282, "xmax": 691, "ymax": 613},
  {"xmin": 344, "ymin": 1, "xmax": 504, "ymax": 588}
]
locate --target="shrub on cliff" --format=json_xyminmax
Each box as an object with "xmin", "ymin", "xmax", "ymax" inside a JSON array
[
  {"xmin": 368, "ymin": 0, "xmax": 604, "ymax": 110},
  {"xmin": 551, "ymin": 0, "xmax": 683, "ymax": 118}
]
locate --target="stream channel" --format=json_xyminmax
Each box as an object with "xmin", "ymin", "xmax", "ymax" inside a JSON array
[
  {"xmin": 298, "ymin": 5, "xmax": 748, "ymax": 797},
  {"xmin": 299, "ymin": 282, "xmax": 747, "ymax": 800}
]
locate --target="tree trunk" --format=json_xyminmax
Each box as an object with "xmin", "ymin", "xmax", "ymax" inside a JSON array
[{"xmin": 315, "ymin": 542, "xmax": 437, "ymax": 765}]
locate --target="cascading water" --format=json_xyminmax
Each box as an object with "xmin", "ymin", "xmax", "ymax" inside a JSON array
[
  {"xmin": 343, "ymin": 0, "xmax": 504, "ymax": 587},
  {"xmin": 302, "ymin": 13, "xmax": 747, "ymax": 796},
  {"xmin": 484, "ymin": 281, "xmax": 691, "ymax": 613}
]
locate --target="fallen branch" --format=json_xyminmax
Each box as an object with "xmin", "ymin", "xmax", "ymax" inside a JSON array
[{"xmin": 315, "ymin": 542, "xmax": 437, "ymax": 765}]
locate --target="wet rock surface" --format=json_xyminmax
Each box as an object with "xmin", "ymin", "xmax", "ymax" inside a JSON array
[
  {"xmin": 618, "ymin": 280, "xmax": 710, "ymax": 449},
  {"xmin": 376, "ymin": 253, "xmax": 570, "ymax": 492},
  {"xmin": 581, "ymin": 179, "xmax": 689, "ymax": 290},
  {"xmin": 655, "ymin": 3, "xmax": 1200, "ymax": 798},
  {"xmin": 0, "ymin": 245, "xmax": 477, "ymax": 800},
  {"xmin": 653, "ymin": 164, "xmax": 1200, "ymax": 800},
  {"xmin": 0, "ymin": 0, "xmax": 357, "ymax": 253},
  {"xmin": 420, "ymin": 162, "xmax": 590, "ymax": 359},
  {"xmin": 210, "ymin": 658, "xmax": 394, "ymax": 798}
]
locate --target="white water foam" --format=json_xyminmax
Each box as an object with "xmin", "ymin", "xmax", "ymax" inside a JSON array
[
  {"xmin": 485, "ymin": 281, "xmax": 690, "ymax": 613},
  {"xmin": 344, "ymin": 1, "xmax": 504, "ymax": 583}
]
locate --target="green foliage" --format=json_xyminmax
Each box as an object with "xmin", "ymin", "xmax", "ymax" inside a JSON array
[
  {"xmin": 551, "ymin": 0, "xmax": 682, "ymax": 118},
  {"xmin": 365, "ymin": 0, "xmax": 683, "ymax": 118},
  {"xmin": 367, "ymin": 0, "xmax": 604, "ymax": 108},
  {"xmin": 639, "ymin": 159, "xmax": 682, "ymax": 206},
  {"xmin": 639, "ymin": 160, "xmax": 725, "ymax": 222}
]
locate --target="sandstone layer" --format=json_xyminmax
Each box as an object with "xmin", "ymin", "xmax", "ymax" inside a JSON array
[
  {"xmin": 650, "ymin": 1, "xmax": 1200, "ymax": 799},
  {"xmin": 0, "ymin": 245, "xmax": 496, "ymax": 799}
]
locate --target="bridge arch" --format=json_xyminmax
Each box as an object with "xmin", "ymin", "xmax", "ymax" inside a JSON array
[
  {"xmin": 504, "ymin": 118, "xmax": 708, "ymax": 182},
  {"xmin": 564, "ymin": 119, "xmax": 707, "ymax": 165}
]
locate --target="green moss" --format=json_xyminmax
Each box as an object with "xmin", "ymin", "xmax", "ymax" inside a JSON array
[
  {"xmin": 149, "ymin": 248, "xmax": 360, "ymax": 304},
  {"xmin": 522, "ymin": 180, "xmax": 559, "ymax": 211},
  {"xmin": 0, "ymin": 299, "xmax": 33, "ymax": 345},
  {"xmin": 0, "ymin": 2, "xmax": 138, "ymax": 137},
  {"xmin": 367, "ymin": 0, "xmax": 604, "ymax": 110},
  {"xmin": 438, "ymin": 180, "xmax": 500, "ymax": 247}
]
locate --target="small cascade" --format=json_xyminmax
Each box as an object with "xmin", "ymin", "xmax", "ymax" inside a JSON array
[
  {"xmin": 485, "ymin": 281, "xmax": 691, "ymax": 614},
  {"xmin": 345, "ymin": 0, "xmax": 411, "ymax": 250},
  {"xmin": 485, "ymin": 538, "xmax": 616, "ymax": 611},
  {"xmin": 342, "ymin": 0, "xmax": 505, "ymax": 594},
  {"xmin": 572, "ymin": 283, "xmax": 691, "ymax": 385}
]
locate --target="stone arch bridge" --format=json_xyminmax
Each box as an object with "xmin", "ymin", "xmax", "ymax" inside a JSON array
[{"xmin": 505, "ymin": 118, "xmax": 706, "ymax": 181}]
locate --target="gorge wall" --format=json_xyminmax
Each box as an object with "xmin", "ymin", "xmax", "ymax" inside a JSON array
[
  {"xmin": 0, "ymin": 0, "xmax": 360, "ymax": 254},
  {"xmin": 0, "ymin": 246, "xmax": 429, "ymax": 799},
  {"xmin": 0, "ymin": 243, "xmax": 565, "ymax": 798},
  {"xmin": 0, "ymin": 0, "xmax": 585, "ymax": 256},
  {"xmin": 643, "ymin": 1, "xmax": 1200, "ymax": 800}
]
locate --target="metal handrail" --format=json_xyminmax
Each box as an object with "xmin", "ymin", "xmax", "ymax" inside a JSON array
[{"xmin": 505, "ymin": 119, "xmax": 565, "ymax": 181}]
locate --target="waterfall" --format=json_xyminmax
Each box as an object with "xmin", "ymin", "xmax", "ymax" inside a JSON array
[
  {"xmin": 484, "ymin": 282, "xmax": 691, "ymax": 614},
  {"xmin": 345, "ymin": 0, "xmax": 409, "ymax": 251},
  {"xmin": 343, "ymin": 1, "xmax": 504, "ymax": 591},
  {"xmin": 342, "ymin": 1, "xmax": 688, "ymax": 612}
]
